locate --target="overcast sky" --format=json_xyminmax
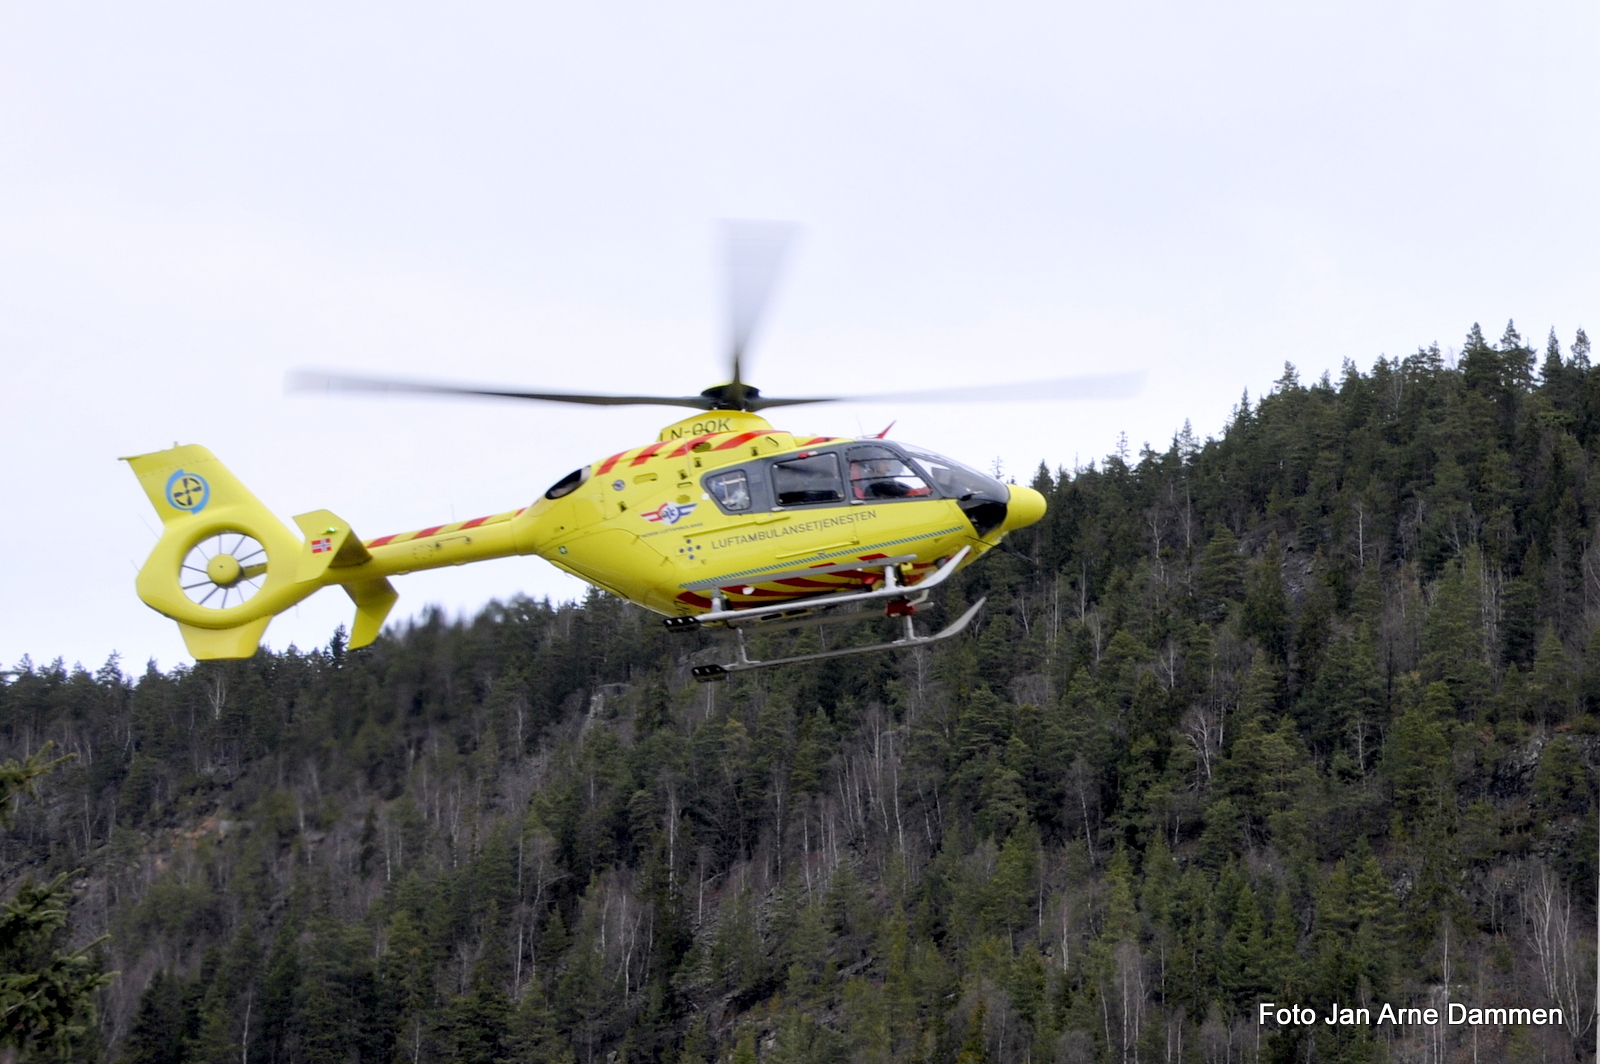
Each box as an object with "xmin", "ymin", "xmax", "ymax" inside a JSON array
[{"xmin": 4, "ymin": 1, "xmax": 1597, "ymax": 674}]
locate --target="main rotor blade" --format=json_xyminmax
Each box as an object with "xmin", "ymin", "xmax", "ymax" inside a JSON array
[
  {"xmin": 724, "ymin": 219, "xmax": 797, "ymax": 391},
  {"xmin": 745, "ymin": 371, "xmax": 1146, "ymax": 410},
  {"xmin": 287, "ymin": 370, "xmax": 715, "ymax": 410}
]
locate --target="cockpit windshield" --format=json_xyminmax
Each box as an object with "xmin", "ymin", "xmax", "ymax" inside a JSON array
[{"xmin": 900, "ymin": 446, "xmax": 1008, "ymax": 501}]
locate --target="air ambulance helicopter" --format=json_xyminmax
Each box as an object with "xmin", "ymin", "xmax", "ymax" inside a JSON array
[{"xmin": 122, "ymin": 224, "xmax": 1139, "ymax": 679}]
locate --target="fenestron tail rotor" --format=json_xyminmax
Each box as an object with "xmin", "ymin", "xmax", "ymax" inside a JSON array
[{"xmin": 180, "ymin": 531, "xmax": 269, "ymax": 610}]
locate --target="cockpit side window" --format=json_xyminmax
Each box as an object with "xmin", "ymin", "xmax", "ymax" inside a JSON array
[
  {"xmin": 846, "ymin": 445, "xmax": 932, "ymax": 501},
  {"xmin": 772, "ymin": 452, "xmax": 845, "ymax": 506},
  {"xmin": 705, "ymin": 468, "xmax": 752, "ymax": 512}
]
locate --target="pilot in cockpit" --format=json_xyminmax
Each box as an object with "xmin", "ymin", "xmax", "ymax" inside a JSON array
[{"xmin": 849, "ymin": 452, "xmax": 931, "ymax": 500}]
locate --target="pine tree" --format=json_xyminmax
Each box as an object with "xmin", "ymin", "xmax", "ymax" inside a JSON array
[
  {"xmin": 0, "ymin": 745, "xmax": 112, "ymax": 1061},
  {"xmin": 1383, "ymin": 681, "xmax": 1454, "ymax": 823},
  {"xmin": 1242, "ymin": 534, "xmax": 1290, "ymax": 661},
  {"xmin": 510, "ymin": 979, "xmax": 574, "ymax": 1063},
  {"xmin": 438, "ymin": 979, "xmax": 512, "ymax": 1064},
  {"xmin": 1579, "ymin": 622, "xmax": 1600, "ymax": 715},
  {"xmin": 1217, "ymin": 869, "xmax": 1267, "ymax": 1010},
  {"xmin": 1195, "ymin": 527, "xmax": 1245, "ymax": 622},
  {"xmin": 1526, "ymin": 627, "xmax": 1575, "ymax": 726},
  {"xmin": 1419, "ymin": 553, "xmax": 1492, "ymax": 710},
  {"xmin": 119, "ymin": 970, "xmax": 195, "ymax": 1064},
  {"xmin": 955, "ymin": 999, "xmax": 990, "ymax": 1064}
]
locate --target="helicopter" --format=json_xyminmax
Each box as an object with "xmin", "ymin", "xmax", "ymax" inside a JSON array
[{"xmin": 123, "ymin": 223, "xmax": 1140, "ymax": 679}]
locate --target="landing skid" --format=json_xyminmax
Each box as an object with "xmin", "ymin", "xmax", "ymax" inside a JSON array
[
  {"xmin": 665, "ymin": 548, "xmax": 985, "ymax": 681},
  {"xmin": 688, "ymin": 598, "xmax": 986, "ymax": 681}
]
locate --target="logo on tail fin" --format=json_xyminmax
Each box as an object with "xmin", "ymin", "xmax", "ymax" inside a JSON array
[{"xmin": 165, "ymin": 470, "xmax": 210, "ymax": 513}]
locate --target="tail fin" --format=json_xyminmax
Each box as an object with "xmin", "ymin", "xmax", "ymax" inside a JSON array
[{"xmin": 122, "ymin": 445, "xmax": 397, "ymax": 659}]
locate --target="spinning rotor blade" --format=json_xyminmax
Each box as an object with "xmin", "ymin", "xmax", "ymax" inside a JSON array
[
  {"xmin": 723, "ymin": 220, "xmax": 798, "ymax": 394},
  {"xmin": 287, "ymin": 370, "xmax": 716, "ymax": 409},
  {"xmin": 743, "ymin": 370, "xmax": 1147, "ymax": 410}
]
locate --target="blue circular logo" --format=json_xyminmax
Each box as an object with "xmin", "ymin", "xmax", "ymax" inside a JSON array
[
  {"xmin": 612, "ymin": 479, "xmax": 625, "ymax": 491},
  {"xmin": 165, "ymin": 469, "xmax": 210, "ymax": 513}
]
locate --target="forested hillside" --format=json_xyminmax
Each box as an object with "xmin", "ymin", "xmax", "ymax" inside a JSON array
[{"xmin": 7, "ymin": 321, "xmax": 1600, "ymax": 1064}]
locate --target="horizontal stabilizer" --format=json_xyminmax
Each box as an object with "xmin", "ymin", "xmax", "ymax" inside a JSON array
[{"xmin": 293, "ymin": 509, "xmax": 373, "ymax": 583}]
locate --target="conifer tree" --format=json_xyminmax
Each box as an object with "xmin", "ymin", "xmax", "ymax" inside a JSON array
[
  {"xmin": 1241, "ymin": 534, "xmax": 1290, "ymax": 661},
  {"xmin": 0, "ymin": 745, "xmax": 112, "ymax": 1061},
  {"xmin": 1195, "ymin": 527, "xmax": 1244, "ymax": 623}
]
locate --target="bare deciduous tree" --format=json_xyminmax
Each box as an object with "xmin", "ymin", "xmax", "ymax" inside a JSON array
[{"xmin": 1521, "ymin": 862, "xmax": 1594, "ymax": 1047}]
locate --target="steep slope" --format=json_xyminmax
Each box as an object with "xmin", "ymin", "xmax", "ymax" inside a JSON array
[{"xmin": 3, "ymin": 321, "xmax": 1598, "ymax": 1063}]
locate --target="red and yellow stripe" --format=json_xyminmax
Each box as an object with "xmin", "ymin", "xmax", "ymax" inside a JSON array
[
  {"xmin": 673, "ymin": 558, "xmax": 937, "ymax": 612},
  {"xmin": 364, "ymin": 507, "xmax": 527, "ymax": 549},
  {"xmin": 595, "ymin": 428, "xmax": 793, "ymax": 477}
]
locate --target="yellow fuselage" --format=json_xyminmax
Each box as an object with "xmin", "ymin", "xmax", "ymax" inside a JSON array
[
  {"xmin": 355, "ymin": 411, "xmax": 1043, "ymax": 614},
  {"xmin": 125, "ymin": 411, "xmax": 1046, "ymax": 659}
]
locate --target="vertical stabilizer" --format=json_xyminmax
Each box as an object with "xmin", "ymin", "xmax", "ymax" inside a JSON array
[{"xmin": 122, "ymin": 445, "xmax": 305, "ymax": 659}]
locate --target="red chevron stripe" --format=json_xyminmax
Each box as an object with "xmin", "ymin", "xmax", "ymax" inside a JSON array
[
  {"xmin": 596, "ymin": 452, "xmax": 627, "ymax": 475},
  {"xmin": 366, "ymin": 507, "xmax": 526, "ymax": 550},
  {"xmin": 629, "ymin": 442, "xmax": 668, "ymax": 466},
  {"xmin": 713, "ymin": 432, "xmax": 761, "ymax": 451}
]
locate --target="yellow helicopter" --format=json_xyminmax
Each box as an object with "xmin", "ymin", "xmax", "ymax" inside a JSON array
[{"xmin": 123, "ymin": 224, "xmax": 1140, "ymax": 679}]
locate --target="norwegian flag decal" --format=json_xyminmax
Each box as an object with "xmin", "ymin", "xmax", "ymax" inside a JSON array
[
  {"xmin": 311, "ymin": 537, "xmax": 334, "ymax": 554},
  {"xmin": 643, "ymin": 502, "xmax": 697, "ymax": 525}
]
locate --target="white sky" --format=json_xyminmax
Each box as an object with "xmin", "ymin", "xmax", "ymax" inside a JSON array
[{"xmin": 3, "ymin": 1, "xmax": 1597, "ymax": 674}]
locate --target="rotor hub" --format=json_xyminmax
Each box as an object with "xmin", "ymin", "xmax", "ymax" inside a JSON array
[
  {"xmin": 206, "ymin": 554, "xmax": 244, "ymax": 588},
  {"xmin": 699, "ymin": 382, "xmax": 762, "ymax": 411}
]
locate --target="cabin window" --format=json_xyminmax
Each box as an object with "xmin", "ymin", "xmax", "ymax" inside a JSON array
[
  {"xmin": 772, "ymin": 452, "xmax": 845, "ymax": 506},
  {"xmin": 544, "ymin": 466, "xmax": 591, "ymax": 500},
  {"xmin": 706, "ymin": 469, "xmax": 752, "ymax": 512},
  {"xmin": 846, "ymin": 445, "xmax": 932, "ymax": 501}
]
